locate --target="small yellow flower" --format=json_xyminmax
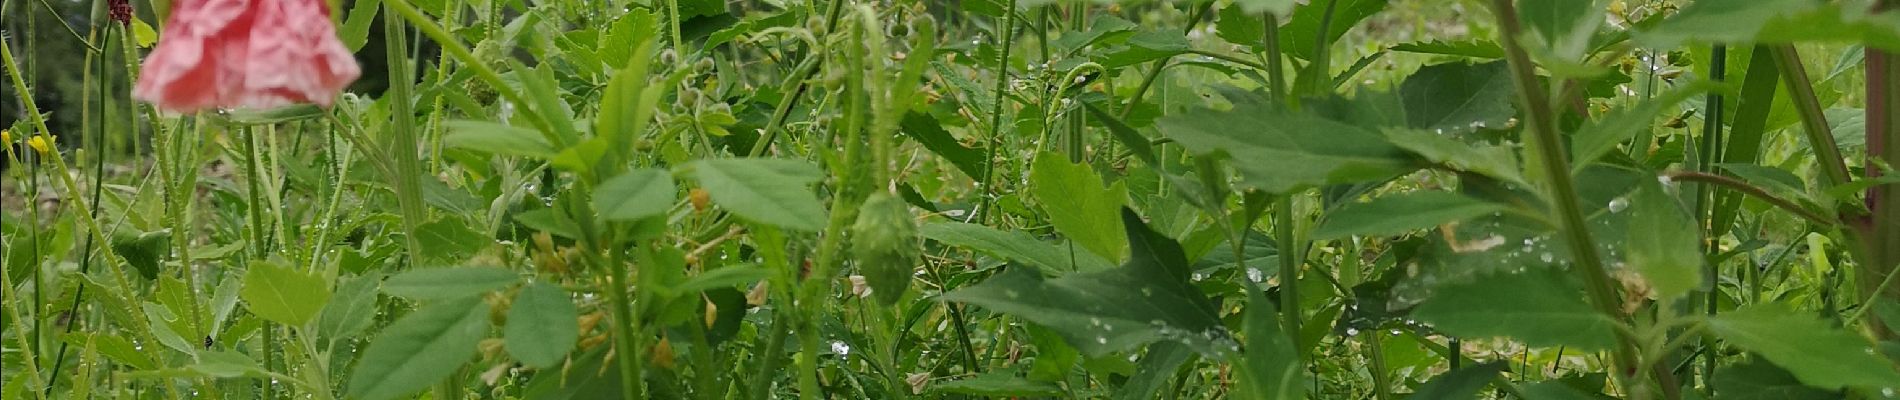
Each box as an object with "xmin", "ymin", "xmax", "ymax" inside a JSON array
[
  {"xmin": 27, "ymin": 134, "xmax": 52, "ymax": 154},
  {"xmin": 1, "ymin": 129, "xmax": 11, "ymax": 143}
]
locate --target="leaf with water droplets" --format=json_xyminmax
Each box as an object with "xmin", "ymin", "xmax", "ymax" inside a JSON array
[
  {"xmin": 941, "ymin": 209, "xmax": 1230, "ymax": 358},
  {"xmin": 1411, "ymin": 269, "xmax": 1617, "ymax": 351}
]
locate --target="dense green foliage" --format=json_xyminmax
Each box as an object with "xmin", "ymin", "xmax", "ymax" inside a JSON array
[{"xmin": 6, "ymin": 0, "xmax": 1900, "ymax": 399}]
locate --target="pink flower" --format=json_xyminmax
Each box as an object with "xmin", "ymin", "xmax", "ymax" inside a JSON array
[{"xmin": 133, "ymin": 0, "xmax": 360, "ymax": 113}]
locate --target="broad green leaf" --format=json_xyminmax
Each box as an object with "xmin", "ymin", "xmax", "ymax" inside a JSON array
[
  {"xmin": 593, "ymin": 168, "xmax": 676, "ymax": 221},
  {"xmin": 1625, "ymin": 180, "xmax": 1703, "ymax": 301},
  {"xmin": 239, "ymin": 261, "xmax": 331, "ymax": 326},
  {"xmin": 1278, "ymin": 0, "xmax": 1388, "ymax": 61},
  {"xmin": 1411, "ymin": 270, "xmax": 1616, "ymax": 351},
  {"xmin": 1216, "ymin": 6, "xmax": 1266, "ymax": 51},
  {"xmin": 412, "ymin": 218, "xmax": 490, "ymax": 264},
  {"xmin": 1713, "ymin": 358, "xmax": 1839, "ymax": 400},
  {"xmin": 921, "ymin": 222, "xmax": 1116, "ymax": 273},
  {"xmin": 1386, "ymin": 128, "xmax": 1525, "ymax": 185},
  {"xmin": 685, "ymin": 158, "xmax": 827, "ymax": 231},
  {"xmin": 900, "ymin": 112, "xmax": 987, "ymax": 180},
  {"xmin": 1025, "ymin": 325, "xmax": 1079, "ymax": 382},
  {"xmin": 144, "ymin": 304, "xmax": 196, "ymax": 354},
  {"xmin": 1410, "ymin": 363, "xmax": 1505, "ymax": 399},
  {"xmin": 1390, "ymin": 40, "xmax": 1503, "ymax": 59},
  {"xmin": 110, "ymin": 228, "xmax": 169, "ymax": 280},
  {"xmin": 1706, "ymin": 304, "xmax": 1900, "ymax": 389},
  {"xmin": 1570, "ymin": 81, "xmax": 1717, "ymax": 170},
  {"xmin": 1031, "ymin": 152, "xmax": 1129, "ymax": 262},
  {"xmin": 1096, "ymin": 30, "xmax": 1191, "ymax": 69},
  {"xmin": 506, "ymin": 283, "xmax": 579, "ymax": 368},
  {"xmin": 1314, "ymin": 191, "xmax": 1506, "ymax": 240},
  {"xmin": 319, "ymin": 273, "xmax": 381, "ymax": 343},
  {"xmin": 190, "ymin": 351, "xmax": 262, "ymax": 378},
  {"xmin": 1399, "ymin": 61, "xmax": 1516, "ymax": 133},
  {"xmin": 444, "ymin": 120, "xmax": 556, "ymax": 159},
  {"xmin": 1158, "ymin": 100, "xmax": 1413, "ymax": 194},
  {"xmin": 942, "ymin": 209, "xmax": 1231, "ymax": 357},
  {"xmin": 61, "ymin": 334, "xmax": 154, "ymax": 370},
  {"xmin": 1516, "ymin": 0, "xmax": 1601, "ymax": 59},
  {"xmin": 934, "ymin": 370, "xmax": 1063, "ymax": 397},
  {"xmin": 347, "ymin": 296, "xmax": 492, "ymax": 400},
  {"xmin": 383, "ymin": 267, "xmax": 520, "ymax": 300},
  {"xmin": 1235, "ymin": 289, "xmax": 1304, "ymax": 400}
]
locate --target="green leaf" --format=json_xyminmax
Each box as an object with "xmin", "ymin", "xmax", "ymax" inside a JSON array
[
  {"xmin": 239, "ymin": 261, "xmax": 331, "ymax": 326},
  {"xmin": 1399, "ymin": 61, "xmax": 1517, "ymax": 133},
  {"xmin": 1706, "ymin": 304, "xmax": 1900, "ymax": 389},
  {"xmin": 1278, "ymin": 0, "xmax": 1388, "ymax": 61},
  {"xmin": 1313, "ymin": 191, "xmax": 1506, "ymax": 240},
  {"xmin": 685, "ymin": 158, "xmax": 827, "ymax": 231},
  {"xmin": 1386, "ymin": 128, "xmax": 1526, "ymax": 185},
  {"xmin": 1390, "ymin": 40, "xmax": 1504, "ymax": 59},
  {"xmin": 383, "ymin": 267, "xmax": 520, "ymax": 300},
  {"xmin": 1516, "ymin": 0, "xmax": 1601, "ymax": 59},
  {"xmin": 1713, "ymin": 358, "xmax": 1840, "ymax": 400},
  {"xmin": 1095, "ymin": 30, "xmax": 1191, "ymax": 69},
  {"xmin": 1570, "ymin": 81, "xmax": 1717, "ymax": 169},
  {"xmin": 899, "ymin": 112, "xmax": 987, "ymax": 180},
  {"xmin": 1715, "ymin": 163, "xmax": 1807, "ymax": 194},
  {"xmin": 1410, "ymin": 363, "xmax": 1505, "ymax": 399},
  {"xmin": 1411, "ymin": 270, "xmax": 1617, "ymax": 351},
  {"xmin": 1234, "ymin": 289, "xmax": 1304, "ymax": 400},
  {"xmin": 506, "ymin": 283, "xmax": 579, "ymax": 368},
  {"xmin": 131, "ymin": 18, "xmax": 158, "ymax": 48},
  {"xmin": 593, "ymin": 168, "xmax": 676, "ymax": 221},
  {"xmin": 444, "ymin": 120, "xmax": 556, "ymax": 159},
  {"xmin": 339, "ymin": 0, "xmax": 382, "ymax": 51},
  {"xmin": 412, "ymin": 218, "xmax": 490, "ymax": 264},
  {"xmin": 933, "ymin": 371, "xmax": 1064, "ymax": 397},
  {"xmin": 1031, "ymin": 152, "xmax": 1129, "ymax": 262},
  {"xmin": 318, "ymin": 273, "xmax": 381, "ymax": 343},
  {"xmin": 941, "ymin": 209, "xmax": 1232, "ymax": 357},
  {"xmin": 670, "ymin": 265, "xmax": 771, "ymax": 296},
  {"xmin": 1157, "ymin": 99, "xmax": 1413, "ymax": 194},
  {"xmin": 347, "ymin": 296, "xmax": 493, "ymax": 400},
  {"xmin": 1083, "ymin": 103, "xmax": 1159, "ymax": 167},
  {"xmin": 1639, "ymin": 0, "xmax": 1900, "ymax": 52},
  {"xmin": 1216, "ymin": 6, "xmax": 1266, "ymax": 51},
  {"xmin": 1112, "ymin": 342, "xmax": 1193, "ymax": 400},
  {"xmin": 1625, "ymin": 180, "xmax": 1703, "ymax": 301},
  {"xmin": 920, "ymin": 222, "xmax": 1116, "ymax": 273},
  {"xmin": 110, "ymin": 228, "xmax": 169, "ymax": 280}
]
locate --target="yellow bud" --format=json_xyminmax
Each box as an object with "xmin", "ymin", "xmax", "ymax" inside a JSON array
[
  {"xmin": 27, "ymin": 135, "xmax": 52, "ymax": 154},
  {"xmin": 2, "ymin": 129, "xmax": 11, "ymax": 143}
]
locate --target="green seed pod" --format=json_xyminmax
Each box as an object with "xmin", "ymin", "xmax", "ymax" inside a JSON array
[{"xmin": 851, "ymin": 193, "xmax": 919, "ymax": 305}]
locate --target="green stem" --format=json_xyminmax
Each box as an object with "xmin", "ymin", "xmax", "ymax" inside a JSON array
[
  {"xmin": 978, "ymin": 0, "xmax": 1019, "ymax": 224},
  {"xmin": 1485, "ymin": 0, "xmax": 1645, "ymax": 395},
  {"xmin": 383, "ymin": 1, "xmax": 428, "ymax": 264}
]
